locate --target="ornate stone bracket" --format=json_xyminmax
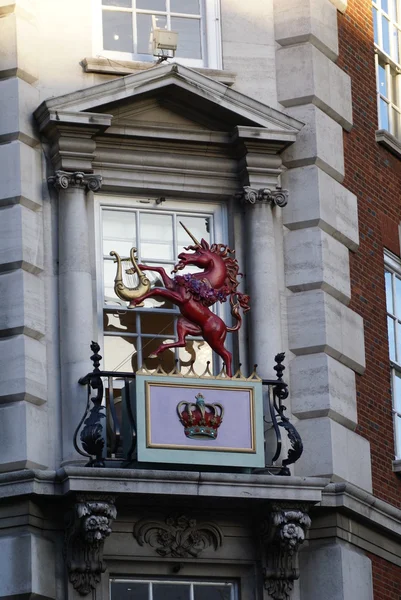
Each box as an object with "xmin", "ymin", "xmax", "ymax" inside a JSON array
[
  {"xmin": 64, "ymin": 494, "xmax": 117, "ymax": 596},
  {"xmin": 262, "ymin": 505, "xmax": 311, "ymax": 600},
  {"xmin": 239, "ymin": 186, "xmax": 289, "ymax": 207},
  {"xmin": 133, "ymin": 514, "xmax": 223, "ymax": 558},
  {"xmin": 48, "ymin": 170, "xmax": 103, "ymax": 191}
]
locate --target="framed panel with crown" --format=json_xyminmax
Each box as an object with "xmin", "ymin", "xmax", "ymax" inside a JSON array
[{"xmin": 135, "ymin": 373, "xmax": 265, "ymax": 468}]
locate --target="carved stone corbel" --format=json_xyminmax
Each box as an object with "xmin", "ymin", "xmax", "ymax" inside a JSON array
[
  {"xmin": 64, "ymin": 494, "xmax": 117, "ymax": 596},
  {"xmin": 262, "ymin": 505, "xmax": 311, "ymax": 600},
  {"xmin": 239, "ymin": 186, "xmax": 289, "ymax": 207},
  {"xmin": 48, "ymin": 170, "xmax": 103, "ymax": 192},
  {"xmin": 133, "ymin": 514, "xmax": 223, "ymax": 558}
]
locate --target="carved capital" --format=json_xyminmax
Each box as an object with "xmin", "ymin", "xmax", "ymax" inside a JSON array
[
  {"xmin": 133, "ymin": 514, "xmax": 223, "ymax": 558},
  {"xmin": 262, "ymin": 505, "xmax": 311, "ymax": 600},
  {"xmin": 239, "ymin": 186, "xmax": 288, "ymax": 208},
  {"xmin": 64, "ymin": 494, "xmax": 117, "ymax": 596},
  {"xmin": 48, "ymin": 170, "xmax": 102, "ymax": 192}
]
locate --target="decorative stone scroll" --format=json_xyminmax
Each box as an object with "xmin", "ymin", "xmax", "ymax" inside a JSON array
[
  {"xmin": 240, "ymin": 186, "xmax": 289, "ymax": 207},
  {"xmin": 133, "ymin": 514, "xmax": 223, "ymax": 558},
  {"xmin": 262, "ymin": 505, "xmax": 311, "ymax": 600},
  {"xmin": 48, "ymin": 170, "xmax": 103, "ymax": 191},
  {"xmin": 64, "ymin": 494, "xmax": 117, "ymax": 596}
]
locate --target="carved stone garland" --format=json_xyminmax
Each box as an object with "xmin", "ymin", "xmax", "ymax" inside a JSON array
[
  {"xmin": 262, "ymin": 506, "xmax": 311, "ymax": 600},
  {"xmin": 64, "ymin": 495, "xmax": 117, "ymax": 596},
  {"xmin": 133, "ymin": 514, "xmax": 223, "ymax": 558}
]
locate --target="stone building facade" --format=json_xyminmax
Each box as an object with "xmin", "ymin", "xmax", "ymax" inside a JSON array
[{"xmin": 0, "ymin": 0, "xmax": 400, "ymax": 598}]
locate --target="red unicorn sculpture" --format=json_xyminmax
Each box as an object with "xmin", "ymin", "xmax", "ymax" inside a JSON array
[{"xmin": 110, "ymin": 223, "xmax": 250, "ymax": 377}]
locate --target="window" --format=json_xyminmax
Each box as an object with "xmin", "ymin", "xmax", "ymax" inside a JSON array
[
  {"xmin": 373, "ymin": 0, "xmax": 401, "ymax": 137},
  {"xmin": 110, "ymin": 579, "xmax": 236, "ymax": 600},
  {"xmin": 384, "ymin": 251, "xmax": 401, "ymax": 459},
  {"xmin": 98, "ymin": 197, "xmax": 227, "ymax": 376},
  {"xmin": 94, "ymin": 0, "xmax": 222, "ymax": 69}
]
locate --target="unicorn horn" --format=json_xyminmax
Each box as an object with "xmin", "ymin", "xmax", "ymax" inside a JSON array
[{"xmin": 179, "ymin": 221, "xmax": 200, "ymax": 246}]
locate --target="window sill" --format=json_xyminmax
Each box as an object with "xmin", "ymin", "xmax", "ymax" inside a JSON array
[
  {"xmin": 376, "ymin": 129, "xmax": 401, "ymax": 159},
  {"xmin": 393, "ymin": 459, "xmax": 401, "ymax": 474},
  {"xmin": 82, "ymin": 57, "xmax": 236, "ymax": 86}
]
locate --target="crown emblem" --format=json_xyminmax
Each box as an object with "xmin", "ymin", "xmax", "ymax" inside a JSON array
[{"xmin": 176, "ymin": 393, "xmax": 224, "ymax": 440}]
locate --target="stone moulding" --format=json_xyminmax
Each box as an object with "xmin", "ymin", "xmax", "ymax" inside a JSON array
[
  {"xmin": 48, "ymin": 170, "xmax": 103, "ymax": 192},
  {"xmin": 262, "ymin": 505, "xmax": 311, "ymax": 600},
  {"xmin": 64, "ymin": 494, "xmax": 117, "ymax": 596},
  {"xmin": 133, "ymin": 514, "xmax": 223, "ymax": 558}
]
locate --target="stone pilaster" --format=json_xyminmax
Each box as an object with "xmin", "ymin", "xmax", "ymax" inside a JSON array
[{"xmin": 49, "ymin": 170, "xmax": 102, "ymax": 465}]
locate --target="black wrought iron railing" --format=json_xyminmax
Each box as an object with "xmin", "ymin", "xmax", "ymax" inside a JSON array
[{"xmin": 76, "ymin": 343, "xmax": 303, "ymax": 475}]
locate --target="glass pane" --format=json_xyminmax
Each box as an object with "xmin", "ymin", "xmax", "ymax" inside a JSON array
[
  {"xmin": 194, "ymin": 586, "xmax": 232, "ymax": 600},
  {"xmin": 171, "ymin": 0, "xmax": 200, "ymax": 14},
  {"xmin": 393, "ymin": 370, "xmax": 401, "ymax": 413},
  {"xmin": 104, "ymin": 260, "xmax": 119, "ymax": 302},
  {"xmin": 177, "ymin": 215, "xmax": 211, "ymax": 254},
  {"xmin": 111, "ymin": 582, "xmax": 149, "ymax": 600},
  {"xmin": 141, "ymin": 312, "xmax": 175, "ymax": 335},
  {"xmin": 153, "ymin": 584, "xmax": 190, "ymax": 600},
  {"xmin": 396, "ymin": 277, "xmax": 401, "ymax": 315},
  {"xmin": 104, "ymin": 335, "xmax": 138, "ymax": 371},
  {"xmin": 103, "ymin": 10, "xmax": 134, "ymax": 52},
  {"xmin": 373, "ymin": 7, "xmax": 379, "ymax": 44},
  {"xmin": 382, "ymin": 16, "xmax": 391, "ymax": 54},
  {"xmin": 143, "ymin": 339, "xmax": 177, "ymax": 372},
  {"xmin": 103, "ymin": 0, "xmax": 131, "ymax": 6},
  {"xmin": 385, "ymin": 270, "xmax": 394, "ymax": 313},
  {"xmin": 137, "ymin": 0, "xmax": 166, "ymax": 8},
  {"xmin": 391, "ymin": 0, "xmax": 398, "ymax": 19},
  {"xmin": 394, "ymin": 414, "xmax": 401, "ymax": 458},
  {"xmin": 391, "ymin": 24, "xmax": 399, "ymax": 62},
  {"xmin": 172, "ymin": 17, "xmax": 202, "ymax": 59},
  {"xmin": 104, "ymin": 310, "xmax": 137, "ymax": 334},
  {"xmin": 380, "ymin": 97, "xmax": 390, "ymax": 129},
  {"xmin": 388, "ymin": 316, "xmax": 396, "ymax": 361},
  {"xmin": 136, "ymin": 13, "xmax": 167, "ymax": 54},
  {"xmin": 178, "ymin": 339, "xmax": 213, "ymax": 374},
  {"xmin": 382, "ymin": 0, "xmax": 389, "ymax": 13},
  {"xmin": 378, "ymin": 63, "xmax": 387, "ymax": 96},
  {"xmin": 140, "ymin": 213, "xmax": 174, "ymax": 260},
  {"xmin": 103, "ymin": 210, "xmax": 136, "ymax": 243}
]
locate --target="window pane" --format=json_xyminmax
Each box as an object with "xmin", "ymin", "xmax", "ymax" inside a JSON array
[
  {"xmin": 103, "ymin": 0, "xmax": 131, "ymax": 6},
  {"xmin": 103, "ymin": 210, "xmax": 136, "ymax": 256},
  {"xmin": 382, "ymin": 16, "xmax": 391, "ymax": 54},
  {"xmin": 153, "ymin": 584, "xmax": 190, "ymax": 600},
  {"xmin": 141, "ymin": 312, "xmax": 175, "ymax": 335},
  {"xmin": 394, "ymin": 414, "xmax": 401, "ymax": 458},
  {"xmin": 391, "ymin": 0, "xmax": 398, "ymax": 19},
  {"xmin": 104, "ymin": 310, "xmax": 137, "ymax": 334},
  {"xmin": 393, "ymin": 107, "xmax": 401, "ymax": 139},
  {"xmin": 177, "ymin": 215, "xmax": 211, "ymax": 253},
  {"xmin": 396, "ymin": 276, "xmax": 401, "ymax": 315},
  {"xmin": 380, "ymin": 98, "xmax": 390, "ymax": 129},
  {"xmin": 388, "ymin": 316, "xmax": 396, "ymax": 361},
  {"xmin": 137, "ymin": 0, "xmax": 166, "ymax": 9},
  {"xmin": 104, "ymin": 334, "xmax": 138, "ymax": 371},
  {"xmin": 373, "ymin": 8, "xmax": 379, "ymax": 44},
  {"xmin": 178, "ymin": 339, "xmax": 213, "ymax": 374},
  {"xmin": 103, "ymin": 10, "xmax": 134, "ymax": 52},
  {"xmin": 382, "ymin": 0, "xmax": 389, "ymax": 13},
  {"xmin": 172, "ymin": 17, "xmax": 202, "ymax": 59},
  {"xmin": 140, "ymin": 213, "xmax": 174, "ymax": 260},
  {"xmin": 194, "ymin": 586, "xmax": 232, "ymax": 600},
  {"xmin": 136, "ymin": 13, "xmax": 167, "ymax": 54},
  {"xmin": 171, "ymin": 0, "xmax": 200, "ymax": 14},
  {"xmin": 385, "ymin": 270, "xmax": 394, "ymax": 313},
  {"xmin": 393, "ymin": 370, "xmax": 401, "ymax": 413},
  {"xmin": 143, "ymin": 338, "xmax": 177, "ymax": 372},
  {"xmin": 391, "ymin": 24, "xmax": 399, "ymax": 62},
  {"xmin": 111, "ymin": 581, "xmax": 149, "ymax": 600},
  {"xmin": 379, "ymin": 63, "xmax": 387, "ymax": 96},
  {"xmin": 104, "ymin": 260, "xmax": 119, "ymax": 301}
]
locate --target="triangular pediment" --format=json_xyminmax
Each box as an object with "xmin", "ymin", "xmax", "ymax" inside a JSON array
[{"xmin": 35, "ymin": 63, "xmax": 303, "ymax": 139}]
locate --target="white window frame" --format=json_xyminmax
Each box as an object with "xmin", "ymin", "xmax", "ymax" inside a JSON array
[
  {"xmin": 94, "ymin": 195, "xmax": 230, "ymax": 375},
  {"xmin": 384, "ymin": 249, "xmax": 401, "ymax": 459},
  {"xmin": 92, "ymin": 0, "xmax": 222, "ymax": 69},
  {"xmin": 373, "ymin": 0, "xmax": 401, "ymax": 137},
  {"xmin": 110, "ymin": 578, "xmax": 238, "ymax": 600}
]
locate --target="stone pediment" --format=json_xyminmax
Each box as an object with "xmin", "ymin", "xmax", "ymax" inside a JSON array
[{"xmin": 35, "ymin": 63, "xmax": 303, "ymax": 140}]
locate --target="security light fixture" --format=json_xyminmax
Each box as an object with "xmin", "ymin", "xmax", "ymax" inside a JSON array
[{"xmin": 152, "ymin": 28, "xmax": 178, "ymax": 62}]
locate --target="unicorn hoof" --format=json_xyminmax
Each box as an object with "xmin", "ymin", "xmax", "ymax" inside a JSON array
[{"xmin": 148, "ymin": 353, "xmax": 158, "ymax": 358}]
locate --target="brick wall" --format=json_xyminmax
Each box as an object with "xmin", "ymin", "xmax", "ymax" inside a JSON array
[
  {"xmin": 368, "ymin": 553, "xmax": 401, "ymax": 599},
  {"xmin": 338, "ymin": 0, "xmax": 401, "ymax": 508}
]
